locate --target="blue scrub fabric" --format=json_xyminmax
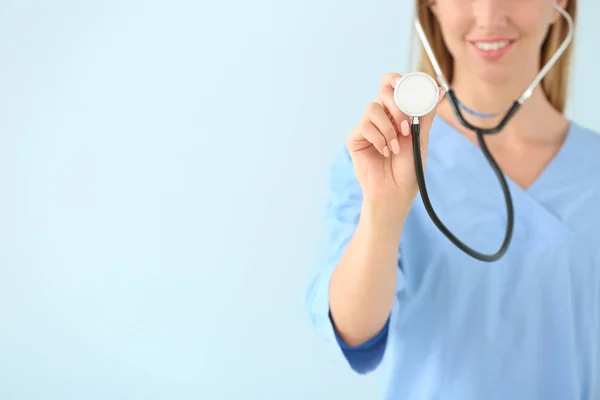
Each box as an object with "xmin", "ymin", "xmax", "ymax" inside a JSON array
[{"xmin": 305, "ymin": 117, "xmax": 600, "ymax": 400}]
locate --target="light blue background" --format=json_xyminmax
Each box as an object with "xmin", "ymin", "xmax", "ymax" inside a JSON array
[{"xmin": 1, "ymin": 1, "xmax": 598, "ymax": 399}]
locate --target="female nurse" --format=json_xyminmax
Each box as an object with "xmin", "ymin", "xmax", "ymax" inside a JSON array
[{"xmin": 305, "ymin": 0, "xmax": 600, "ymax": 399}]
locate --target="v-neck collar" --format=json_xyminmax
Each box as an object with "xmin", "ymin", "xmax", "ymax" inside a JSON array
[
  {"xmin": 427, "ymin": 115, "xmax": 581, "ymax": 241},
  {"xmin": 431, "ymin": 115, "xmax": 577, "ymax": 196}
]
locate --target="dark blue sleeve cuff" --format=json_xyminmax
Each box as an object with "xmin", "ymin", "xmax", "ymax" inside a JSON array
[{"xmin": 329, "ymin": 312, "xmax": 390, "ymax": 374}]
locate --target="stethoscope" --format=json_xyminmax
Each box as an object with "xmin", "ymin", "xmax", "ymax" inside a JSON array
[{"xmin": 393, "ymin": 4, "xmax": 574, "ymax": 262}]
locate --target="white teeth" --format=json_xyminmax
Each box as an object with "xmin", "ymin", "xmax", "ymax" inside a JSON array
[{"xmin": 474, "ymin": 40, "xmax": 510, "ymax": 51}]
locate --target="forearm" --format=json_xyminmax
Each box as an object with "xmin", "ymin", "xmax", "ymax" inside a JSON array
[{"xmin": 329, "ymin": 199, "xmax": 408, "ymax": 347}]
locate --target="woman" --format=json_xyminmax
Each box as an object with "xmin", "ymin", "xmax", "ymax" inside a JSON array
[{"xmin": 305, "ymin": 0, "xmax": 600, "ymax": 399}]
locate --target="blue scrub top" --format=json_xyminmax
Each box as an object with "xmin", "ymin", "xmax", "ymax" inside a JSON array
[{"xmin": 305, "ymin": 116, "xmax": 600, "ymax": 400}]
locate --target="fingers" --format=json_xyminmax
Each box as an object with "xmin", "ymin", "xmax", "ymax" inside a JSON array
[
  {"xmin": 380, "ymin": 73, "xmax": 402, "ymax": 89},
  {"xmin": 359, "ymin": 120, "xmax": 390, "ymax": 157},
  {"xmin": 400, "ymin": 120, "xmax": 410, "ymax": 137},
  {"xmin": 376, "ymin": 84, "xmax": 407, "ymax": 134},
  {"xmin": 377, "ymin": 73, "xmax": 418, "ymax": 140},
  {"xmin": 364, "ymin": 102, "xmax": 400, "ymax": 155},
  {"xmin": 349, "ymin": 73, "xmax": 445, "ymax": 159}
]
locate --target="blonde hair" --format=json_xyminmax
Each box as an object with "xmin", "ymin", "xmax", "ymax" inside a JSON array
[{"xmin": 413, "ymin": 1, "xmax": 577, "ymax": 113}]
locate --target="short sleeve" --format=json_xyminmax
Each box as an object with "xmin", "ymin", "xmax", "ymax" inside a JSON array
[{"xmin": 304, "ymin": 145, "xmax": 406, "ymax": 374}]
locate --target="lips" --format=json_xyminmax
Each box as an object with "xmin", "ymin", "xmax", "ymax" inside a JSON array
[
  {"xmin": 469, "ymin": 39, "xmax": 516, "ymax": 61},
  {"xmin": 473, "ymin": 40, "xmax": 511, "ymax": 51}
]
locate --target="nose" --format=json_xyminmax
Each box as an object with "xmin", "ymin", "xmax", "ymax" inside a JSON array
[{"xmin": 472, "ymin": 0, "xmax": 509, "ymax": 30}]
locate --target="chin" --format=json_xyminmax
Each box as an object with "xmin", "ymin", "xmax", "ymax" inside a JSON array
[
  {"xmin": 462, "ymin": 49, "xmax": 523, "ymax": 85},
  {"xmin": 472, "ymin": 65, "xmax": 518, "ymax": 86},
  {"xmin": 464, "ymin": 40, "xmax": 532, "ymax": 85}
]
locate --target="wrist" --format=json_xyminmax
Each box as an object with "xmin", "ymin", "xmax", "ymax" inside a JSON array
[{"xmin": 360, "ymin": 196, "xmax": 409, "ymax": 235}]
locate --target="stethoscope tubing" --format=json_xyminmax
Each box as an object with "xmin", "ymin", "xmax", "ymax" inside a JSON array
[{"xmin": 405, "ymin": 3, "xmax": 574, "ymax": 261}]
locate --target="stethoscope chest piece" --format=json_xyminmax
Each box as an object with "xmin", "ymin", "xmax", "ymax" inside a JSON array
[{"xmin": 394, "ymin": 72, "xmax": 439, "ymax": 118}]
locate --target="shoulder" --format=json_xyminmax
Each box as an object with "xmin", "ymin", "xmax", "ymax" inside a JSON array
[{"xmin": 568, "ymin": 120, "xmax": 600, "ymax": 153}]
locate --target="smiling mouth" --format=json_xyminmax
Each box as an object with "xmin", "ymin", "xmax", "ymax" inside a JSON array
[
  {"xmin": 472, "ymin": 40, "xmax": 513, "ymax": 51},
  {"xmin": 468, "ymin": 39, "xmax": 516, "ymax": 61}
]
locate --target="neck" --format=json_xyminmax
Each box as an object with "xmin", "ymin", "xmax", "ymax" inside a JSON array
[{"xmin": 438, "ymin": 67, "xmax": 569, "ymax": 146}]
